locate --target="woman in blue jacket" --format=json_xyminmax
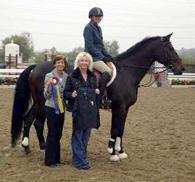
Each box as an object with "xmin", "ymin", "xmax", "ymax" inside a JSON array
[{"xmin": 83, "ymin": 7, "xmax": 112, "ymax": 107}]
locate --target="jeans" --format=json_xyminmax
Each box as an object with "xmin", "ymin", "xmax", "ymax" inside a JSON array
[{"xmin": 71, "ymin": 128, "xmax": 91, "ymax": 168}]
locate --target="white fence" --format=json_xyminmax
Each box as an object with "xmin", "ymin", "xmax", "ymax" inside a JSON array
[
  {"xmin": 167, "ymin": 73, "xmax": 195, "ymax": 82},
  {"xmin": 0, "ymin": 69, "xmax": 24, "ymax": 78},
  {"xmin": 0, "ymin": 68, "xmax": 195, "ymax": 83}
]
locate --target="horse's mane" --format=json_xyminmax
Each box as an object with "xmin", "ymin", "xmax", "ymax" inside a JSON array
[{"xmin": 115, "ymin": 36, "xmax": 161, "ymax": 60}]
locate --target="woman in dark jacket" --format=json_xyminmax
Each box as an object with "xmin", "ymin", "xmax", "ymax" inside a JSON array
[{"xmin": 64, "ymin": 52, "xmax": 100, "ymax": 170}]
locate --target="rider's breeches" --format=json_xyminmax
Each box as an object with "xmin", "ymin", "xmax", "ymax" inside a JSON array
[{"xmin": 93, "ymin": 61, "xmax": 112, "ymax": 75}]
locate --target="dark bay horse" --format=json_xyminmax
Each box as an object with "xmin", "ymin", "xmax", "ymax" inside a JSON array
[
  {"xmin": 11, "ymin": 34, "xmax": 184, "ymax": 159},
  {"xmin": 11, "ymin": 60, "xmax": 70, "ymax": 154},
  {"xmin": 11, "ymin": 62, "xmax": 54, "ymax": 153}
]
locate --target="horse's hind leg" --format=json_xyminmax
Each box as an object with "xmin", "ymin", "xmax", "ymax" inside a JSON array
[
  {"xmin": 22, "ymin": 107, "xmax": 36, "ymax": 154},
  {"xmin": 34, "ymin": 116, "xmax": 46, "ymax": 151}
]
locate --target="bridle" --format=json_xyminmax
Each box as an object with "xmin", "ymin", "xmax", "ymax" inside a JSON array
[
  {"xmin": 114, "ymin": 41, "xmax": 180, "ymax": 87},
  {"xmin": 115, "ymin": 43, "xmax": 175, "ymax": 71}
]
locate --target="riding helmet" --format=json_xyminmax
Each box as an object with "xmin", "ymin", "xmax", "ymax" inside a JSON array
[{"xmin": 88, "ymin": 7, "xmax": 103, "ymax": 18}]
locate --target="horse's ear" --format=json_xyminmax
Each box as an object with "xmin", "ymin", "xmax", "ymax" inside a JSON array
[{"xmin": 162, "ymin": 33, "xmax": 173, "ymax": 42}]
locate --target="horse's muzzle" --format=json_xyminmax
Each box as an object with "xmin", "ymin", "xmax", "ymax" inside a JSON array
[
  {"xmin": 172, "ymin": 65, "xmax": 185, "ymax": 75},
  {"xmin": 170, "ymin": 59, "xmax": 185, "ymax": 75}
]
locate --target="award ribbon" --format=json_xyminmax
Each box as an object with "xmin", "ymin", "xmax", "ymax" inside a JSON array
[{"xmin": 51, "ymin": 77, "xmax": 64, "ymax": 114}]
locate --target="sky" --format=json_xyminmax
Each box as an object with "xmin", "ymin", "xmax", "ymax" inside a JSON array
[{"xmin": 0, "ymin": 0, "xmax": 195, "ymax": 53}]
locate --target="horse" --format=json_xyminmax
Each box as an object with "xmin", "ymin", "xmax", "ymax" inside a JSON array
[{"xmin": 11, "ymin": 33, "xmax": 184, "ymax": 159}]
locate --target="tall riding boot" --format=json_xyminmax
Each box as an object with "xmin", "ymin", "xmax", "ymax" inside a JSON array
[{"xmin": 98, "ymin": 72, "xmax": 112, "ymax": 108}]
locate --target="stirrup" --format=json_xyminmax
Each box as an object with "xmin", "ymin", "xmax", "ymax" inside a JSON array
[{"xmin": 99, "ymin": 96, "xmax": 112, "ymax": 109}]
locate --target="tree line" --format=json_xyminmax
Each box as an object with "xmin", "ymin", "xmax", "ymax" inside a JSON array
[
  {"xmin": 0, "ymin": 32, "xmax": 119, "ymax": 65},
  {"xmin": 0, "ymin": 32, "xmax": 195, "ymax": 71}
]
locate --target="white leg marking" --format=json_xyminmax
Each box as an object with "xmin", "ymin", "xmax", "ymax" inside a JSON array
[
  {"xmin": 107, "ymin": 147, "xmax": 113, "ymax": 154},
  {"xmin": 115, "ymin": 137, "xmax": 121, "ymax": 152},
  {"xmin": 22, "ymin": 137, "xmax": 29, "ymax": 147}
]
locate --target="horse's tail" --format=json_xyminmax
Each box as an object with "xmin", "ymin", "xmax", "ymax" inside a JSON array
[{"xmin": 11, "ymin": 64, "xmax": 36, "ymax": 147}]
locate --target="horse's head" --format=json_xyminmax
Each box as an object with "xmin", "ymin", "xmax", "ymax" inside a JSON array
[{"xmin": 153, "ymin": 33, "xmax": 184, "ymax": 75}]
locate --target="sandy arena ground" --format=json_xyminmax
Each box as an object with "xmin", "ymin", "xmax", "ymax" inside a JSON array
[{"xmin": 0, "ymin": 87, "xmax": 195, "ymax": 182}]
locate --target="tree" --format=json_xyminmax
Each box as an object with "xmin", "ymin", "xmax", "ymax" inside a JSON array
[
  {"xmin": 2, "ymin": 32, "xmax": 34, "ymax": 62},
  {"xmin": 66, "ymin": 46, "xmax": 84, "ymax": 64},
  {"xmin": 104, "ymin": 40, "xmax": 119, "ymax": 57},
  {"xmin": 33, "ymin": 51, "xmax": 46, "ymax": 64},
  {"xmin": 0, "ymin": 47, "xmax": 3, "ymax": 63}
]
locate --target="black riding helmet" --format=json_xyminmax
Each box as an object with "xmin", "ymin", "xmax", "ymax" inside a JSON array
[{"xmin": 88, "ymin": 7, "xmax": 103, "ymax": 18}]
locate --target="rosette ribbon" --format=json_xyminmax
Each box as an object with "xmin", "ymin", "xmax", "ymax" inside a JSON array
[{"xmin": 51, "ymin": 77, "xmax": 64, "ymax": 114}]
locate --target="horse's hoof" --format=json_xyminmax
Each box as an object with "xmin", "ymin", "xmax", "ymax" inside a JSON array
[
  {"xmin": 107, "ymin": 147, "xmax": 113, "ymax": 154},
  {"xmin": 21, "ymin": 137, "xmax": 29, "ymax": 147},
  {"xmin": 110, "ymin": 155, "xmax": 120, "ymax": 162},
  {"xmin": 24, "ymin": 146, "xmax": 31, "ymax": 154},
  {"xmin": 118, "ymin": 152, "xmax": 128, "ymax": 160}
]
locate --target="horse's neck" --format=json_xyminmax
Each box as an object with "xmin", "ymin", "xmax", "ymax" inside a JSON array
[
  {"xmin": 116, "ymin": 55, "xmax": 154, "ymax": 85},
  {"xmin": 131, "ymin": 66, "xmax": 149, "ymax": 85}
]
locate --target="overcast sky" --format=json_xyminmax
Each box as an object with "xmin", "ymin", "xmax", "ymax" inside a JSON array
[{"xmin": 0, "ymin": 0, "xmax": 195, "ymax": 53}]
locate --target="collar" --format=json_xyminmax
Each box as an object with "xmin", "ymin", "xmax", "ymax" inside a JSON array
[
  {"xmin": 52, "ymin": 69, "xmax": 65, "ymax": 79},
  {"xmin": 89, "ymin": 21, "xmax": 99, "ymax": 28},
  {"xmin": 71, "ymin": 68, "xmax": 94, "ymax": 79}
]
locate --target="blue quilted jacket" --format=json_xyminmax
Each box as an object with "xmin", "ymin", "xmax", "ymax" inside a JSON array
[{"xmin": 83, "ymin": 21, "xmax": 112, "ymax": 62}]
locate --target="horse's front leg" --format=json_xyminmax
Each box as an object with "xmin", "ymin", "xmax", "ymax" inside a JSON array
[{"xmin": 108, "ymin": 105, "xmax": 128, "ymax": 161}]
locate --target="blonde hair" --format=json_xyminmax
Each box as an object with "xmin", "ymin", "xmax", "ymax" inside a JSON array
[{"xmin": 74, "ymin": 52, "xmax": 93, "ymax": 71}]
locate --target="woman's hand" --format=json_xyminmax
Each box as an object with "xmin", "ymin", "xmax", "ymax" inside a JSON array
[
  {"xmin": 47, "ymin": 78, "xmax": 53, "ymax": 86},
  {"xmin": 95, "ymin": 88, "xmax": 100, "ymax": 95},
  {"xmin": 72, "ymin": 90, "xmax": 77, "ymax": 98},
  {"xmin": 46, "ymin": 78, "xmax": 53, "ymax": 92}
]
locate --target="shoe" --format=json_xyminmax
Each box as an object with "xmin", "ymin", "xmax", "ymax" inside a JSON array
[
  {"xmin": 22, "ymin": 145, "xmax": 31, "ymax": 154},
  {"xmin": 56, "ymin": 162, "xmax": 65, "ymax": 166},
  {"xmin": 76, "ymin": 163, "xmax": 91, "ymax": 170},
  {"xmin": 73, "ymin": 162, "xmax": 91, "ymax": 170},
  {"xmin": 46, "ymin": 164, "xmax": 58, "ymax": 168},
  {"xmin": 80, "ymin": 164, "xmax": 91, "ymax": 170}
]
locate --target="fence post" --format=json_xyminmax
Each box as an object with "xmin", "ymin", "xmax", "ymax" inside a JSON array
[
  {"xmin": 8, "ymin": 54, "xmax": 11, "ymax": 68},
  {"xmin": 16, "ymin": 55, "xmax": 18, "ymax": 68}
]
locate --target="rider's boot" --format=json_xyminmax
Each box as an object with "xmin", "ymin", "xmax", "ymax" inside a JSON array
[{"xmin": 98, "ymin": 72, "xmax": 112, "ymax": 109}]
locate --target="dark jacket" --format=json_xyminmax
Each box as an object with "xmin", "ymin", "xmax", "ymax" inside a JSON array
[
  {"xmin": 64, "ymin": 68, "xmax": 100, "ymax": 130},
  {"xmin": 83, "ymin": 22, "xmax": 112, "ymax": 62}
]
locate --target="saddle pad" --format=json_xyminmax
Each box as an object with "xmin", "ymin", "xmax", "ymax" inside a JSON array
[{"xmin": 107, "ymin": 62, "xmax": 116, "ymax": 87}]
